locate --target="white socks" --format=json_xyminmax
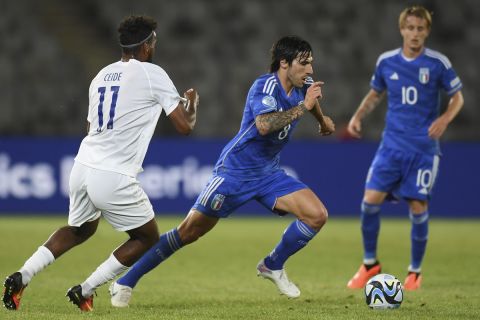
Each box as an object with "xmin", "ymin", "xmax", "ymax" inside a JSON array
[
  {"xmin": 81, "ymin": 254, "xmax": 128, "ymax": 297},
  {"xmin": 19, "ymin": 246, "xmax": 55, "ymax": 285},
  {"xmin": 17, "ymin": 247, "xmax": 128, "ymax": 298}
]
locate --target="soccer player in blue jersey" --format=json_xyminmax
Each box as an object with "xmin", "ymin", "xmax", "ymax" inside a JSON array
[
  {"xmin": 109, "ymin": 35, "xmax": 335, "ymax": 306},
  {"xmin": 346, "ymin": 6, "xmax": 464, "ymax": 291}
]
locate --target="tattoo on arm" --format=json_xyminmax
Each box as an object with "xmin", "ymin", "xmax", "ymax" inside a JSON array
[
  {"xmin": 355, "ymin": 92, "xmax": 383, "ymax": 119},
  {"xmin": 256, "ymin": 103, "xmax": 308, "ymax": 134}
]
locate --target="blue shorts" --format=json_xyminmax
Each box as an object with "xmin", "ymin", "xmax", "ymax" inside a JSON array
[
  {"xmin": 192, "ymin": 169, "xmax": 307, "ymax": 218},
  {"xmin": 366, "ymin": 147, "xmax": 440, "ymax": 201}
]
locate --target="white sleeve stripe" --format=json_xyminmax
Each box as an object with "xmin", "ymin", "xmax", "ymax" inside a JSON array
[
  {"xmin": 265, "ymin": 79, "xmax": 276, "ymax": 95},
  {"xmin": 376, "ymin": 48, "xmax": 401, "ymax": 66},
  {"xmin": 267, "ymin": 83, "xmax": 276, "ymax": 96},
  {"xmin": 425, "ymin": 49, "xmax": 452, "ymax": 69},
  {"xmin": 262, "ymin": 76, "xmax": 276, "ymax": 93},
  {"xmin": 446, "ymin": 84, "xmax": 462, "ymax": 95}
]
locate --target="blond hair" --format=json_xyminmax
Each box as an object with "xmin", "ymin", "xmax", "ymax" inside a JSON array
[{"xmin": 399, "ymin": 6, "xmax": 432, "ymax": 30}]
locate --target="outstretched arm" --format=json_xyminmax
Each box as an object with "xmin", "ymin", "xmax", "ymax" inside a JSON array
[
  {"xmin": 428, "ymin": 90, "xmax": 464, "ymax": 139},
  {"xmin": 168, "ymin": 89, "xmax": 199, "ymax": 135},
  {"xmin": 347, "ymin": 89, "xmax": 385, "ymax": 138},
  {"xmin": 255, "ymin": 81, "xmax": 323, "ymax": 136}
]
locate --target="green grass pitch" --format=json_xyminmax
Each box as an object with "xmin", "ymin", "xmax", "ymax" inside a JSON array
[{"xmin": 1, "ymin": 215, "xmax": 479, "ymax": 319}]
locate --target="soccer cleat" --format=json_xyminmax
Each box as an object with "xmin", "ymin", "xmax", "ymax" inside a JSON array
[
  {"xmin": 109, "ymin": 281, "xmax": 132, "ymax": 308},
  {"xmin": 347, "ymin": 263, "xmax": 381, "ymax": 289},
  {"xmin": 3, "ymin": 272, "xmax": 27, "ymax": 310},
  {"xmin": 66, "ymin": 285, "xmax": 94, "ymax": 312},
  {"xmin": 404, "ymin": 272, "xmax": 422, "ymax": 290},
  {"xmin": 256, "ymin": 260, "xmax": 300, "ymax": 298}
]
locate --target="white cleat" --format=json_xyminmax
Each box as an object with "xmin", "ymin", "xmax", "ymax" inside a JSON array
[
  {"xmin": 109, "ymin": 281, "xmax": 133, "ymax": 308},
  {"xmin": 256, "ymin": 260, "xmax": 301, "ymax": 298}
]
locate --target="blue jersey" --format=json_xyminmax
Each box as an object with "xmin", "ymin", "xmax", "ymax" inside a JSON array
[
  {"xmin": 371, "ymin": 48, "xmax": 462, "ymax": 155},
  {"xmin": 214, "ymin": 73, "xmax": 308, "ymax": 180}
]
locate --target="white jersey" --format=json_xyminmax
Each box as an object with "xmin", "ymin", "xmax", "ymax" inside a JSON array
[{"xmin": 75, "ymin": 59, "xmax": 181, "ymax": 177}]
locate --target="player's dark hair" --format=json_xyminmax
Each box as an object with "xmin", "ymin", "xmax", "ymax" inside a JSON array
[
  {"xmin": 270, "ymin": 36, "xmax": 312, "ymax": 73},
  {"xmin": 118, "ymin": 15, "xmax": 157, "ymax": 55}
]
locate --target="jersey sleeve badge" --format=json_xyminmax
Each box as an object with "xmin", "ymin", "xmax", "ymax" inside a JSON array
[{"xmin": 261, "ymin": 95, "xmax": 277, "ymax": 109}]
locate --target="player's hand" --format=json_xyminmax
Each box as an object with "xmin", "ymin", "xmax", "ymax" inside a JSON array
[
  {"xmin": 347, "ymin": 116, "xmax": 362, "ymax": 138},
  {"xmin": 319, "ymin": 116, "xmax": 335, "ymax": 136},
  {"xmin": 428, "ymin": 116, "xmax": 449, "ymax": 139},
  {"xmin": 184, "ymin": 88, "xmax": 199, "ymax": 111},
  {"xmin": 304, "ymin": 81, "xmax": 324, "ymax": 110}
]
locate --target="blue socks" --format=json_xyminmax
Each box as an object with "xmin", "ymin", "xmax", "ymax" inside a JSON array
[
  {"xmin": 264, "ymin": 220, "xmax": 318, "ymax": 270},
  {"xmin": 361, "ymin": 202, "xmax": 381, "ymax": 265},
  {"xmin": 360, "ymin": 200, "xmax": 428, "ymax": 272},
  {"xmin": 409, "ymin": 210, "xmax": 429, "ymax": 272},
  {"xmin": 117, "ymin": 228, "xmax": 183, "ymax": 288}
]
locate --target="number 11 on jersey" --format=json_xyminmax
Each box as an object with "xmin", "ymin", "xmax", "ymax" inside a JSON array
[{"xmin": 97, "ymin": 86, "xmax": 120, "ymax": 132}]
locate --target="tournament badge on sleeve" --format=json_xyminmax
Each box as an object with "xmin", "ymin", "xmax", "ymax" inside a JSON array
[{"xmin": 419, "ymin": 68, "xmax": 429, "ymax": 84}]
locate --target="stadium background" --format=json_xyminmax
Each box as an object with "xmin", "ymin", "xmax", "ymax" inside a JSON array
[{"xmin": 1, "ymin": 0, "xmax": 479, "ymax": 217}]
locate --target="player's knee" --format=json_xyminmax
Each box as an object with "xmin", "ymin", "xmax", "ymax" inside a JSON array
[
  {"xmin": 178, "ymin": 226, "xmax": 202, "ymax": 245},
  {"xmin": 305, "ymin": 206, "xmax": 328, "ymax": 230},
  {"xmin": 144, "ymin": 233, "xmax": 160, "ymax": 248},
  {"xmin": 72, "ymin": 225, "xmax": 96, "ymax": 242},
  {"xmin": 180, "ymin": 231, "xmax": 199, "ymax": 245},
  {"xmin": 409, "ymin": 200, "xmax": 428, "ymax": 214}
]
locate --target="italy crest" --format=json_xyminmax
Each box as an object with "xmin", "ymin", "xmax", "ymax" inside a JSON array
[
  {"xmin": 419, "ymin": 68, "xmax": 429, "ymax": 84},
  {"xmin": 211, "ymin": 194, "xmax": 225, "ymax": 211}
]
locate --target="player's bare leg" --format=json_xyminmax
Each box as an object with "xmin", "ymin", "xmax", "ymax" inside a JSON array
[
  {"xmin": 44, "ymin": 219, "xmax": 100, "ymax": 258},
  {"xmin": 113, "ymin": 218, "xmax": 160, "ymax": 266},
  {"xmin": 177, "ymin": 209, "xmax": 219, "ymax": 244},
  {"xmin": 347, "ymin": 190, "xmax": 386, "ymax": 289},
  {"xmin": 258, "ymin": 188, "xmax": 327, "ymax": 298},
  {"xmin": 110, "ymin": 210, "xmax": 218, "ymax": 307},
  {"xmin": 67, "ymin": 218, "xmax": 159, "ymax": 311},
  {"xmin": 3, "ymin": 219, "xmax": 100, "ymax": 310}
]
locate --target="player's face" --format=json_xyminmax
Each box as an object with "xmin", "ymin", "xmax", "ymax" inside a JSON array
[
  {"xmin": 288, "ymin": 53, "xmax": 314, "ymax": 88},
  {"xmin": 400, "ymin": 15, "xmax": 430, "ymax": 52}
]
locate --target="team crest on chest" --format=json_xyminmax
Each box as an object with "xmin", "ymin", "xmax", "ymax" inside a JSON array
[
  {"xmin": 211, "ymin": 194, "xmax": 225, "ymax": 211},
  {"xmin": 419, "ymin": 68, "xmax": 429, "ymax": 84}
]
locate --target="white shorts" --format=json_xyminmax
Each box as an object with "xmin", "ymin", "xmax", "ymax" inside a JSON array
[{"xmin": 68, "ymin": 162, "xmax": 155, "ymax": 231}]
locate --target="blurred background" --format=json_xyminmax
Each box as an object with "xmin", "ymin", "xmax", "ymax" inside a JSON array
[
  {"xmin": 0, "ymin": 0, "xmax": 479, "ymax": 216},
  {"xmin": 1, "ymin": 0, "xmax": 478, "ymax": 139}
]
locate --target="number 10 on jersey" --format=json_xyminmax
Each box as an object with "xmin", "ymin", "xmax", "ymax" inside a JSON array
[
  {"xmin": 401, "ymin": 86, "xmax": 417, "ymax": 105},
  {"xmin": 96, "ymin": 86, "xmax": 120, "ymax": 132}
]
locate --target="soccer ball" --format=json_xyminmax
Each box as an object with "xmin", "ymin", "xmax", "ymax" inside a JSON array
[{"xmin": 365, "ymin": 273, "xmax": 403, "ymax": 309}]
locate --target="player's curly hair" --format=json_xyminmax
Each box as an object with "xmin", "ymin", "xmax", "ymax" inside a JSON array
[
  {"xmin": 118, "ymin": 15, "xmax": 157, "ymax": 54},
  {"xmin": 269, "ymin": 36, "xmax": 312, "ymax": 73},
  {"xmin": 399, "ymin": 6, "xmax": 432, "ymax": 30}
]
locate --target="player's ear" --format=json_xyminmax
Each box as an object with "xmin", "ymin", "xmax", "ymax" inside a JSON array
[
  {"xmin": 280, "ymin": 59, "xmax": 289, "ymax": 70},
  {"xmin": 143, "ymin": 42, "xmax": 150, "ymax": 54}
]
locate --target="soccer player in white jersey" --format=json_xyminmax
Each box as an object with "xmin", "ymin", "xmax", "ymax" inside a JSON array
[
  {"xmin": 346, "ymin": 6, "xmax": 464, "ymax": 290},
  {"xmin": 2, "ymin": 15, "xmax": 199, "ymax": 311}
]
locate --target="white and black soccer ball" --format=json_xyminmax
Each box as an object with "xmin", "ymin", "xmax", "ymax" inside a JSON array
[{"xmin": 365, "ymin": 273, "xmax": 403, "ymax": 309}]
